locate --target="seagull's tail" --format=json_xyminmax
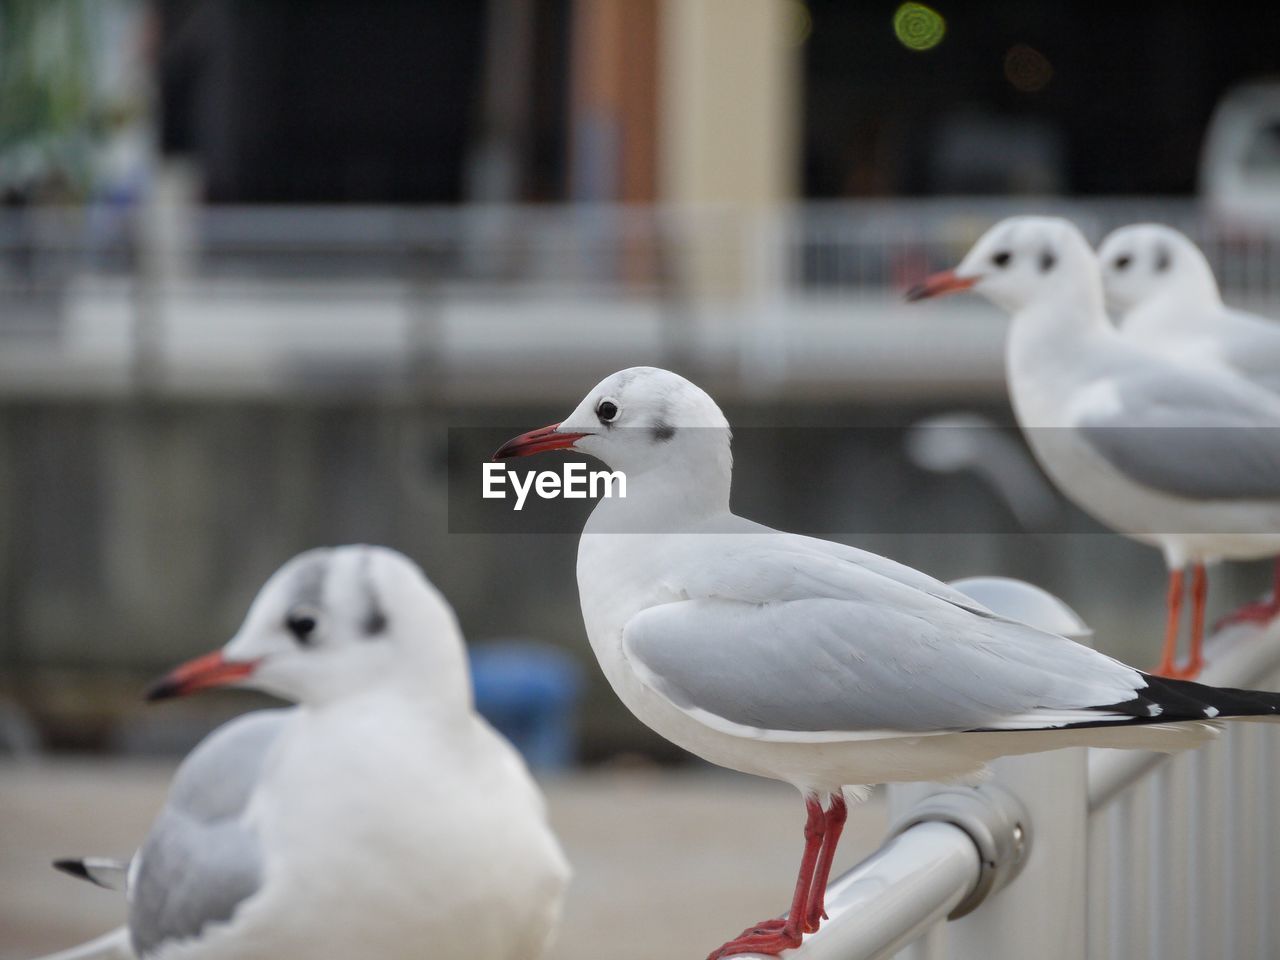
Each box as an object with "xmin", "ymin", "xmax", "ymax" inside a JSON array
[{"xmin": 27, "ymin": 927, "xmax": 133, "ymax": 960}]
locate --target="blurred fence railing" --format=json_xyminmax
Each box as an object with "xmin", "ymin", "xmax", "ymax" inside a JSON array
[
  {"xmin": 1085, "ymin": 630, "xmax": 1280, "ymax": 960},
  {"xmin": 766, "ymin": 621, "xmax": 1280, "ymax": 960},
  {"xmin": 5, "ymin": 198, "xmax": 1278, "ymax": 291},
  {"xmin": 2, "ymin": 199, "xmax": 1280, "ymax": 399}
]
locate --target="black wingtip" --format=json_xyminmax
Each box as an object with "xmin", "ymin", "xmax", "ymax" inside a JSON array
[
  {"xmin": 1134, "ymin": 673, "xmax": 1280, "ymax": 722},
  {"xmin": 53, "ymin": 858, "xmax": 102, "ymax": 886}
]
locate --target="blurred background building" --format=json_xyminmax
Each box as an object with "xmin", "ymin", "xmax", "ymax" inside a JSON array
[{"xmin": 3, "ymin": 0, "xmax": 1280, "ymax": 766}]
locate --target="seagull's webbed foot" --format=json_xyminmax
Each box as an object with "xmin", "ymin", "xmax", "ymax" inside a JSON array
[
  {"xmin": 1214, "ymin": 596, "xmax": 1280, "ymax": 633},
  {"xmin": 705, "ymin": 919, "xmax": 802, "ymax": 959},
  {"xmin": 1214, "ymin": 558, "xmax": 1280, "ymax": 635}
]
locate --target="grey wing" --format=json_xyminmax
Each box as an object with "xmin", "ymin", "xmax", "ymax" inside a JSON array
[
  {"xmin": 621, "ymin": 595, "xmax": 1148, "ymax": 741},
  {"xmin": 1217, "ymin": 309, "xmax": 1280, "ymax": 394},
  {"xmin": 129, "ymin": 812, "xmax": 263, "ymax": 957},
  {"xmin": 165, "ymin": 709, "xmax": 290, "ymax": 819},
  {"xmin": 1076, "ymin": 369, "xmax": 1280, "ymax": 500},
  {"xmin": 129, "ymin": 710, "xmax": 289, "ymax": 957}
]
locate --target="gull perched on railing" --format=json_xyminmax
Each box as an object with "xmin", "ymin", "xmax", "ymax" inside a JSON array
[
  {"xmin": 1098, "ymin": 222, "xmax": 1280, "ymax": 632},
  {"xmin": 493, "ymin": 365, "xmax": 1280, "ymax": 959},
  {"xmin": 908, "ymin": 216, "xmax": 1280, "ymax": 679},
  {"xmin": 35, "ymin": 545, "xmax": 569, "ymax": 960}
]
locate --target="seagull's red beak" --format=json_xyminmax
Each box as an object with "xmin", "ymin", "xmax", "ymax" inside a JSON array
[
  {"xmin": 492, "ymin": 423, "xmax": 587, "ymax": 460},
  {"xmin": 144, "ymin": 650, "xmax": 260, "ymax": 702},
  {"xmin": 905, "ymin": 269, "xmax": 978, "ymax": 302}
]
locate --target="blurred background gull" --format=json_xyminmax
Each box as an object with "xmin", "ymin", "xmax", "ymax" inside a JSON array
[{"xmin": 4, "ymin": 2, "xmax": 1280, "ymax": 958}]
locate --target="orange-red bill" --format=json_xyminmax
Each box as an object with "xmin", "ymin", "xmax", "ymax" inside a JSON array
[
  {"xmin": 492, "ymin": 423, "xmax": 587, "ymax": 460},
  {"xmin": 145, "ymin": 650, "xmax": 260, "ymax": 702},
  {"xmin": 904, "ymin": 269, "xmax": 977, "ymax": 302}
]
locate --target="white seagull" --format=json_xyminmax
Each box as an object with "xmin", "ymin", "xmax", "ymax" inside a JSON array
[
  {"xmin": 908, "ymin": 216, "xmax": 1280, "ymax": 679},
  {"xmin": 493, "ymin": 365, "xmax": 1280, "ymax": 958},
  {"xmin": 38, "ymin": 545, "xmax": 569, "ymax": 960},
  {"xmin": 1100, "ymin": 223, "xmax": 1280, "ymax": 391},
  {"xmin": 1099, "ymin": 222, "xmax": 1280, "ymax": 628}
]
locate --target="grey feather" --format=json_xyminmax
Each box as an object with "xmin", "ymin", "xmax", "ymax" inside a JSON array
[
  {"xmin": 1077, "ymin": 370, "xmax": 1280, "ymax": 500},
  {"xmin": 357, "ymin": 549, "xmax": 389, "ymax": 636},
  {"xmin": 1218, "ymin": 306, "xmax": 1280, "ymax": 394},
  {"xmin": 129, "ymin": 710, "xmax": 288, "ymax": 957},
  {"xmin": 289, "ymin": 551, "xmax": 331, "ymax": 612},
  {"xmin": 624, "ymin": 596, "xmax": 1142, "ymax": 735},
  {"xmin": 622, "ymin": 530, "xmax": 1145, "ymax": 737}
]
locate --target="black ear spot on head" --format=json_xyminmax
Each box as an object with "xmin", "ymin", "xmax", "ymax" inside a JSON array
[
  {"xmin": 1154, "ymin": 245, "xmax": 1172, "ymax": 272},
  {"xmin": 651, "ymin": 421, "xmax": 676, "ymax": 442},
  {"xmin": 1039, "ymin": 249, "xmax": 1057, "ymax": 273},
  {"xmin": 362, "ymin": 607, "xmax": 388, "ymax": 637},
  {"xmin": 286, "ymin": 611, "xmax": 318, "ymax": 645},
  {"xmin": 357, "ymin": 551, "xmax": 388, "ymax": 638}
]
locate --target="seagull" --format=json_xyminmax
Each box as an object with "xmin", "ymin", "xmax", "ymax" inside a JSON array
[
  {"xmin": 37, "ymin": 545, "xmax": 570, "ymax": 960},
  {"xmin": 493, "ymin": 365, "xmax": 1280, "ymax": 958},
  {"xmin": 1099, "ymin": 223, "xmax": 1280, "ymax": 391},
  {"xmin": 1099, "ymin": 222, "xmax": 1280, "ymax": 628},
  {"xmin": 908, "ymin": 216, "xmax": 1280, "ymax": 679}
]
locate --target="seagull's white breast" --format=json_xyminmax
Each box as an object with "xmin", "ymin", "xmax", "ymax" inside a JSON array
[{"xmin": 153, "ymin": 697, "xmax": 567, "ymax": 960}]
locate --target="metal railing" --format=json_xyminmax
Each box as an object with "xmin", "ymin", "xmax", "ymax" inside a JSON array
[
  {"xmin": 731, "ymin": 596, "xmax": 1280, "ymax": 960},
  {"xmin": 3, "ymin": 200, "xmax": 1280, "ymax": 400},
  {"xmin": 1085, "ymin": 628, "xmax": 1280, "ymax": 960}
]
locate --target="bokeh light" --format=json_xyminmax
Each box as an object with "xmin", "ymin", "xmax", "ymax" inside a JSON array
[
  {"xmin": 893, "ymin": 3, "xmax": 946, "ymax": 52},
  {"xmin": 783, "ymin": 1, "xmax": 813, "ymax": 47},
  {"xmin": 1004, "ymin": 43, "xmax": 1053, "ymax": 92}
]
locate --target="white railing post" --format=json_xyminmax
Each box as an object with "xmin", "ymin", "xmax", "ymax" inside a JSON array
[
  {"xmin": 886, "ymin": 749, "xmax": 1087, "ymax": 960},
  {"xmin": 889, "ymin": 575, "xmax": 1093, "ymax": 960},
  {"xmin": 954, "ymin": 751, "xmax": 1088, "ymax": 959}
]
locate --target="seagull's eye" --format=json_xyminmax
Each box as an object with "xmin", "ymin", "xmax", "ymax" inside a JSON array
[
  {"xmin": 596, "ymin": 398, "xmax": 620, "ymax": 424},
  {"xmin": 991, "ymin": 251, "xmax": 1012, "ymax": 268},
  {"xmin": 1113, "ymin": 254, "xmax": 1132, "ymax": 272},
  {"xmin": 286, "ymin": 613, "xmax": 318, "ymax": 645}
]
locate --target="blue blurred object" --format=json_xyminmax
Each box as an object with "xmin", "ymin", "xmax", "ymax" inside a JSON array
[{"xmin": 469, "ymin": 640, "xmax": 584, "ymax": 771}]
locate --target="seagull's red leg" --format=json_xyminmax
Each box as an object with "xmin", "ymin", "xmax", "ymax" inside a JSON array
[
  {"xmin": 1214, "ymin": 557, "xmax": 1280, "ymax": 632},
  {"xmin": 705, "ymin": 795, "xmax": 825, "ymax": 960},
  {"xmin": 1155, "ymin": 567, "xmax": 1185, "ymax": 678},
  {"xmin": 1168, "ymin": 564, "xmax": 1208, "ymax": 680},
  {"xmin": 802, "ymin": 792, "xmax": 848, "ymax": 933}
]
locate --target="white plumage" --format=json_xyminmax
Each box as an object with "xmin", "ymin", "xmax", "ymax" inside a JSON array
[
  {"xmin": 910, "ymin": 216, "xmax": 1280, "ymax": 678},
  {"xmin": 494, "ymin": 364, "xmax": 1280, "ymax": 958},
  {"xmin": 37, "ymin": 546, "xmax": 569, "ymax": 960}
]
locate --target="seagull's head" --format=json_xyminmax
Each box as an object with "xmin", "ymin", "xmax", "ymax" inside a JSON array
[
  {"xmin": 907, "ymin": 216, "xmax": 1100, "ymax": 315},
  {"xmin": 145, "ymin": 546, "xmax": 469, "ymax": 707},
  {"xmin": 1096, "ymin": 223, "xmax": 1220, "ymax": 316},
  {"xmin": 494, "ymin": 365, "xmax": 733, "ymax": 489}
]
